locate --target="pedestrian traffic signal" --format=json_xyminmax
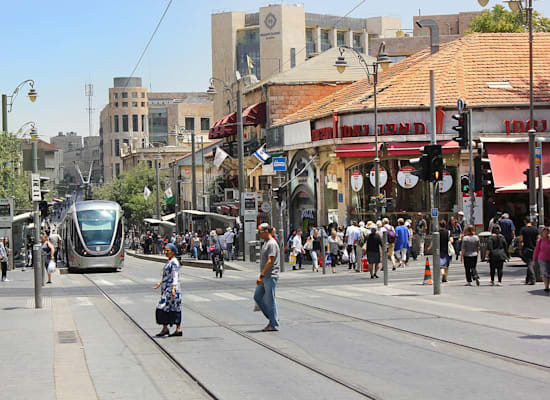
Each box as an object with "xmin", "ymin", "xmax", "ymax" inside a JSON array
[
  {"xmin": 39, "ymin": 176, "xmax": 50, "ymax": 200},
  {"xmin": 39, "ymin": 200, "xmax": 49, "ymax": 218},
  {"xmin": 523, "ymin": 168, "xmax": 530, "ymax": 189},
  {"xmin": 474, "ymin": 156, "xmax": 492, "ymax": 190},
  {"xmin": 452, "ymin": 112, "xmax": 469, "ymax": 149},
  {"xmin": 461, "ymin": 175, "xmax": 470, "ymax": 193}
]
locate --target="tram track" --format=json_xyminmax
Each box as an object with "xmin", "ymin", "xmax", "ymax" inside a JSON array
[{"xmin": 86, "ymin": 262, "xmax": 550, "ymax": 400}]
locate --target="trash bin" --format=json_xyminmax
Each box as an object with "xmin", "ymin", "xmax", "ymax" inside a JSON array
[
  {"xmin": 248, "ymin": 241, "xmax": 261, "ymax": 263},
  {"xmin": 478, "ymin": 231, "xmax": 491, "ymax": 261}
]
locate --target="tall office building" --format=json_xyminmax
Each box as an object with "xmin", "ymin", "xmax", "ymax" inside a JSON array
[{"xmin": 211, "ymin": 3, "xmax": 401, "ymax": 118}]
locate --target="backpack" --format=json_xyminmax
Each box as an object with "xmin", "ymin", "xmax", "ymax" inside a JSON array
[{"xmin": 386, "ymin": 226, "xmax": 396, "ymax": 243}]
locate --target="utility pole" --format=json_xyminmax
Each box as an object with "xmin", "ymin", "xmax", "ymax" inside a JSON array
[
  {"xmin": 155, "ymin": 156, "xmax": 161, "ymax": 220},
  {"xmin": 527, "ymin": 0, "xmax": 537, "ymax": 223},
  {"xmin": 237, "ymin": 89, "xmax": 246, "ymax": 261},
  {"xmin": 430, "ymin": 70, "xmax": 441, "ymax": 295},
  {"xmin": 191, "ymin": 130, "xmax": 197, "ymax": 211},
  {"xmin": 201, "ymin": 135, "xmax": 206, "ymax": 211},
  {"xmin": 468, "ymin": 108, "xmax": 475, "ymax": 226},
  {"xmin": 32, "ymin": 139, "xmax": 42, "ymax": 308}
]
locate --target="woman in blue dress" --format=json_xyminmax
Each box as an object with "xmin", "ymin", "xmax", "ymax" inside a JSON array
[{"xmin": 153, "ymin": 243, "xmax": 182, "ymax": 337}]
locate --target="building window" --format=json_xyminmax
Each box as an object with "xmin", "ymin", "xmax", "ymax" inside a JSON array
[
  {"xmin": 114, "ymin": 93, "xmax": 118, "ymax": 99},
  {"xmin": 115, "ymin": 102, "xmax": 118, "ymax": 108},
  {"xmin": 353, "ymin": 33, "xmax": 363, "ymax": 53},
  {"xmin": 114, "ymin": 115, "xmax": 119, "ymax": 133},
  {"xmin": 147, "ymin": 160, "xmax": 152, "ymax": 169},
  {"xmin": 306, "ymin": 28, "xmax": 316, "ymax": 56},
  {"xmin": 132, "ymin": 101, "xmax": 138, "ymax": 107},
  {"xmin": 114, "ymin": 139, "xmax": 120, "ymax": 157},
  {"xmin": 141, "ymin": 102, "xmax": 145, "ymax": 107},
  {"xmin": 337, "ymin": 31, "xmax": 345, "ymax": 46},
  {"xmin": 236, "ymin": 28, "xmax": 260, "ymax": 78},
  {"xmin": 150, "ymin": 108, "xmax": 168, "ymax": 144},
  {"xmin": 122, "ymin": 115, "xmax": 129, "ymax": 132},
  {"xmin": 115, "ymin": 163, "xmax": 120, "ymax": 177},
  {"xmin": 200, "ymin": 118, "xmax": 210, "ymax": 131},
  {"xmin": 122, "ymin": 102, "xmax": 128, "ymax": 107},
  {"xmin": 141, "ymin": 93, "xmax": 145, "ymax": 98},
  {"xmin": 131, "ymin": 92, "xmax": 137, "ymax": 98},
  {"xmin": 321, "ymin": 30, "xmax": 331, "ymax": 52},
  {"xmin": 290, "ymin": 48, "xmax": 296, "ymax": 68},
  {"xmin": 122, "ymin": 92, "xmax": 128, "ymax": 98},
  {"xmin": 132, "ymin": 115, "xmax": 138, "ymax": 132},
  {"xmin": 185, "ymin": 117, "xmax": 195, "ymax": 131},
  {"xmin": 141, "ymin": 115, "xmax": 145, "ymax": 132}
]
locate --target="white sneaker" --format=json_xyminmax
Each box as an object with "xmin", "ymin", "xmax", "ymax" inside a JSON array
[{"xmin": 3, "ymin": 279, "xmax": 9, "ymax": 282}]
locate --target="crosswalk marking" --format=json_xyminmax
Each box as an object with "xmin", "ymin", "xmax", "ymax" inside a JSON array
[
  {"xmin": 75, "ymin": 297, "xmax": 93, "ymax": 306},
  {"xmin": 115, "ymin": 296, "xmax": 134, "ymax": 305},
  {"xmin": 96, "ymin": 279, "xmax": 114, "ymax": 286},
  {"xmin": 343, "ymin": 285, "xmax": 417, "ymax": 296},
  {"xmin": 26, "ymin": 297, "xmax": 51, "ymax": 308},
  {"xmin": 316, "ymin": 288, "xmax": 363, "ymax": 297},
  {"xmin": 183, "ymin": 294, "xmax": 211, "ymax": 302},
  {"xmin": 117, "ymin": 278, "xmax": 134, "ymax": 285},
  {"xmin": 213, "ymin": 292, "xmax": 247, "ymax": 301}
]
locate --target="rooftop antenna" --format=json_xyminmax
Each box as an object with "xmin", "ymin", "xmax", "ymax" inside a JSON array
[{"xmin": 85, "ymin": 83, "xmax": 94, "ymax": 136}]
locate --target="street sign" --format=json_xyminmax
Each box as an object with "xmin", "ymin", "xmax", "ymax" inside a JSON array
[
  {"xmin": 261, "ymin": 202, "xmax": 272, "ymax": 213},
  {"xmin": 273, "ymin": 157, "xmax": 287, "ymax": 171},
  {"xmin": 457, "ymin": 98, "xmax": 465, "ymax": 113},
  {"xmin": 431, "ymin": 208, "xmax": 438, "ymax": 217},
  {"xmin": 536, "ymin": 144, "xmax": 542, "ymax": 165},
  {"xmin": 31, "ymin": 173, "xmax": 41, "ymax": 201}
]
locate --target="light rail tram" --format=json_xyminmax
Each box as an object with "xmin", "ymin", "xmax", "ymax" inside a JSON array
[{"xmin": 59, "ymin": 200, "xmax": 124, "ymax": 272}]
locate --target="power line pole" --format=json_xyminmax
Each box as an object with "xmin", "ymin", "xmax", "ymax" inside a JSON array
[{"xmin": 430, "ymin": 70, "xmax": 441, "ymax": 295}]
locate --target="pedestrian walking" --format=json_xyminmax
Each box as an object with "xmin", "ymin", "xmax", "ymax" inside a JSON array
[
  {"xmin": 460, "ymin": 225, "xmax": 480, "ymax": 286},
  {"xmin": 153, "ymin": 243, "xmax": 182, "ymax": 337},
  {"xmin": 533, "ymin": 226, "xmax": 550, "ymax": 293},
  {"xmin": 254, "ymin": 223, "xmax": 280, "ymax": 332},
  {"xmin": 345, "ymin": 221, "xmax": 360, "ymax": 270},
  {"xmin": 366, "ymin": 228, "xmax": 383, "ymax": 278},
  {"xmin": 486, "ymin": 225, "xmax": 509, "ymax": 286},
  {"xmin": 519, "ymin": 217, "xmax": 539, "ymax": 285},
  {"xmin": 291, "ymin": 229, "xmax": 304, "ymax": 270},
  {"xmin": 327, "ymin": 230, "xmax": 340, "ymax": 273},
  {"xmin": 0, "ymin": 237, "xmax": 9, "ymax": 282},
  {"xmin": 381, "ymin": 218, "xmax": 397, "ymax": 270},
  {"xmin": 416, "ymin": 213, "xmax": 427, "ymax": 257},
  {"xmin": 224, "ymin": 227, "xmax": 235, "ymax": 260},
  {"xmin": 438, "ymin": 220, "xmax": 453, "ymax": 283},
  {"xmin": 41, "ymin": 233, "xmax": 55, "ymax": 284},
  {"xmin": 498, "ymin": 213, "xmax": 516, "ymax": 247},
  {"xmin": 449, "ymin": 217, "xmax": 463, "ymax": 261},
  {"xmin": 394, "ymin": 218, "xmax": 409, "ymax": 268},
  {"xmin": 49, "ymin": 229, "xmax": 61, "ymax": 263},
  {"xmin": 309, "ymin": 229, "xmax": 321, "ymax": 272},
  {"xmin": 192, "ymin": 233, "xmax": 201, "ymax": 260}
]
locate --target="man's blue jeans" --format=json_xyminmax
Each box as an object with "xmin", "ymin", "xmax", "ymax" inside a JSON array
[{"xmin": 254, "ymin": 276, "xmax": 279, "ymax": 329}]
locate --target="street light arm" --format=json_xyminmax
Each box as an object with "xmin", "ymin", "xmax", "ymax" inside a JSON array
[
  {"xmin": 337, "ymin": 46, "xmax": 374, "ymax": 84},
  {"xmin": 7, "ymin": 79, "xmax": 36, "ymax": 112}
]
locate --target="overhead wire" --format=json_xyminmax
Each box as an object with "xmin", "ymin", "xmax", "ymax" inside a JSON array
[{"xmin": 124, "ymin": 0, "xmax": 174, "ymax": 87}]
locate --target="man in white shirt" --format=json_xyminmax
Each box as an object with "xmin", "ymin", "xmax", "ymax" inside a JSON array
[
  {"xmin": 345, "ymin": 221, "xmax": 361, "ymax": 270},
  {"xmin": 292, "ymin": 229, "xmax": 304, "ymax": 270},
  {"xmin": 224, "ymin": 228, "xmax": 235, "ymax": 260},
  {"xmin": 49, "ymin": 229, "xmax": 61, "ymax": 263}
]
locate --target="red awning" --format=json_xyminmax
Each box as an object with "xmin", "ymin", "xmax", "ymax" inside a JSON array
[
  {"xmin": 209, "ymin": 118, "xmax": 224, "ymax": 139},
  {"xmin": 242, "ymin": 102, "xmax": 266, "ymax": 126},
  {"xmin": 486, "ymin": 142, "xmax": 550, "ymax": 188},
  {"xmin": 386, "ymin": 141, "xmax": 459, "ymax": 156},
  {"xmin": 209, "ymin": 112, "xmax": 237, "ymax": 139},
  {"xmin": 335, "ymin": 143, "xmax": 381, "ymax": 158}
]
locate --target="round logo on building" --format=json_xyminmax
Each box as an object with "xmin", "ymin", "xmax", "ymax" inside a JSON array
[
  {"xmin": 369, "ymin": 167, "xmax": 387, "ymax": 188},
  {"xmin": 397, "ymin": 166, "xmax": 419, "ymax": 189},
  {"xmin": 351, "ymin": 170, "xmax": 363, "ymax": 192}
]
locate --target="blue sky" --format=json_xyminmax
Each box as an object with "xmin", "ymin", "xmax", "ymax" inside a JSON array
[{"xmin": 1, "ymin": 0, "xmax": 547, "ymax": 139}]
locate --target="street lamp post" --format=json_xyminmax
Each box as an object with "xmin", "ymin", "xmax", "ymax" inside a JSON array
[
  {"xmin": 1, "ymin": 79, "xmax": 37, "ymax": 134},
  {"xmin": 207, "ymin": 77, "xmax": 246, "ymax": 261},
  {"xmin": 335, "ymin": 44, "xmax": 391, "ymax": 221}
]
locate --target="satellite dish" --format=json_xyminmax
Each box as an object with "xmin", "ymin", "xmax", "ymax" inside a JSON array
[
  {"xmin": 477, "ymin": 0, "xmax": 489, "ymax": 6},
  {"xmin": 235, "ymin": 71, "xmax": 241, "ymax": 81}
]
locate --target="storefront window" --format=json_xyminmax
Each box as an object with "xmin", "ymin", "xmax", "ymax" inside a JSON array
[{"xmin": 323, "ymin": 163, "xmax": 339, "ymax": 225}]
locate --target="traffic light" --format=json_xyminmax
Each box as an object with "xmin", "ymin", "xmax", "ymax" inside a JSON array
[
  {"xmin": 523, "ymin": 169, "xmax": 530, "ymax": 189},
  {"xmin": 273, "ymin": 188, "xmax": 280, "ymax": 202},
  {"xmin": 39, "ymin": 200, "xmax": 49, "ymax": 218},
  {"xmin": 474, "ymin": 156, "xmax": 492, "ymax": 190},
  {"xmin": 460, "ymin": 175, "xmax": 470, "ymax": 193},
  {"xmin": 425, "ymin": 144, "xmax": 443, "ymax": 181},
  {"xmin": 410, "ymin": 154, "xmax": 430, "ymax": 181},
  {"xmin": 39, "ymin": 176, "xmax": 50, "ymax": 200},
  {"xmin": 452, "ymin": 112, "xmax": 469, "ymax": 149}
]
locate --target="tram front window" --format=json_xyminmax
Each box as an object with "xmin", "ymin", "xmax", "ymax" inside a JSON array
[{"xmin": 77, "ymin": 210, "xmax": 116, "ymax": 246}]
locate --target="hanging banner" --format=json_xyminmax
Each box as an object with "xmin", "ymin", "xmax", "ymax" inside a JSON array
[
  {"xmin": 438, "ymin": 170, "xmax": 453, "ymax": 193},
  {"xmin": 369, "ymin": 167, "xmax": 387, "ymax": 187},
  {"xmin": 397, "ymin": 166, "xmax": 419, "ymax": 189},
  {"xmin": 351, "ymin": 170, "xmax": 363, "ymax": 192}
]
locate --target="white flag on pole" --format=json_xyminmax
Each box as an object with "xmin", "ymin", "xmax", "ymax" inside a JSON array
[
  {"xmin": 213, "ymin": 146, "xmax": 230, "ymax": 168},
  {"xmin": 164, "ymin": 187, "xmax": 173, "ymax": 198},
  {"xmin": 253, "ymin": 145, "xmax": 270, "ymax": 163},
  {"xmin": 144, "ymin": 186, "xmax": 152, "ymax": 200}
]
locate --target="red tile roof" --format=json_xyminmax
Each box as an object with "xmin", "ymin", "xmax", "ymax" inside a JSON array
[{"xmin": 275, "ymin": 33, "xmax": 550, "ymax": 127}]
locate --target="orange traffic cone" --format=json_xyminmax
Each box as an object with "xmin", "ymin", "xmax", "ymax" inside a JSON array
[{"xmin": 423, "ymin": 257, "xmax": 433, "ymax": 285}]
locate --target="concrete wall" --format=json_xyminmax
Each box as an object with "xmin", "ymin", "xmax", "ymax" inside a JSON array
[
  {"xmin": 366, "ymin": 16, "xmax": 401, "ymax": 38},
  {"xmin": 412, "ymin": 12, "xmax": 481, "ymax": 36}
]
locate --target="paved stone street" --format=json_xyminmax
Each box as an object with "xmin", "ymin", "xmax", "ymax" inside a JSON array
[{"xmin": 1, "ymin": 254, "xmax": 549, "ymax": 399}]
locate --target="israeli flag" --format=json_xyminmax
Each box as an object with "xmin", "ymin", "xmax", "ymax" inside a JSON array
[{"xmin": 253, "ymin": 145, "xmax": 270, "ymax": 163}]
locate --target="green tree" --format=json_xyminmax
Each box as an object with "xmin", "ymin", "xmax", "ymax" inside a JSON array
[
  {"xmin": 468, "ymin": 4, "xmax": 550, "ymax": 33},
  {"xmin": 0, "ymin": 132, "xmax": 31, "ymax": 209},
  {"xmin": 92, "ymin": 165, "xmax": 164, "ymax": 225}
]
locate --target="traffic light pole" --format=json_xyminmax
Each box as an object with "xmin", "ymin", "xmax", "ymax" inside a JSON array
[
  {"xmin": 32, "ymin": 140, "xmax": 42, "ymax": 308},
  {"xmin": 430, "ymin": 70, "xmax": 441, "ymax": 295},
  {"xmin": 468, "ymin": 108, "xmax": 475, "ymax": 226}
]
